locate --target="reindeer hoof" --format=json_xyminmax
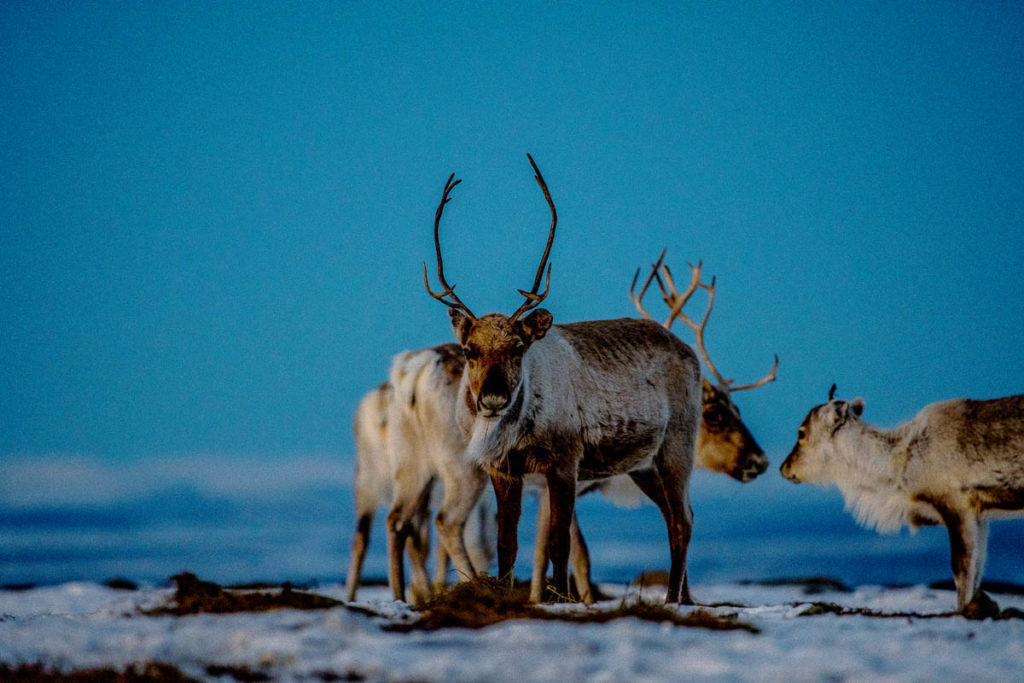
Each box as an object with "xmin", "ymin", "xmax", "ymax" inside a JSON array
[{"xmin": 962, "ymin": 590, "xmax": 1000, "ymax": 620}]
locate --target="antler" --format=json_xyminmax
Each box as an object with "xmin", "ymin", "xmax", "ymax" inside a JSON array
[
  {"xmin": 509, "ymin": 153, "xmax": 556, "ymax": 322},
  {"xmin": 654, "ymin": 258, "xmax": 777, "ymax": 393},
  {"xmin": 629, "ymin": 248, "xmax": 667, "ymax": 320},
  {"xmin": 423, "ymin": 172, "xmax": 476, "ymax": 320}
]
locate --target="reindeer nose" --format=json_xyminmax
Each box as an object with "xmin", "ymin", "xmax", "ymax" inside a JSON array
[
  {"xmin": 780, "ymin": 459, "xmax": 800, "ymax": 483},
  {"xmin": 479, "ymin": 392, "xmax": 509, "ymax": 415}
]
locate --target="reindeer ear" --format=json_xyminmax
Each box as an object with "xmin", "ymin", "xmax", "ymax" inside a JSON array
[
  {"xmin": 850, "ymin": 397, "xmax": 865, "ymax": 418},
  {"xmin": 449, "ymin": 309, "xmax": 473, "ymax": 345},
  {"xmin": 517, "ymin": 308, "xmax": 553, "ymax": 343}
]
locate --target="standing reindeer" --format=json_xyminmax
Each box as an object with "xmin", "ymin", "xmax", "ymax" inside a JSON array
[
  {"xmin": 529, "ymin": 253, "xmax": 778, "ymax": 602},
  {"xmin": 345, "ymin": 346, "xmax": 494, "ymax": 604},
  {"xmin": 629, "ymin": 251, "xmax": 776, "ymax": 482},
  {"xmin": 424, "ymin": 155, "xmax": 702, "ymax": 603},
  {"xmin": 780, "ymin": 385, "xmax": 1024, "ymax": 617}
]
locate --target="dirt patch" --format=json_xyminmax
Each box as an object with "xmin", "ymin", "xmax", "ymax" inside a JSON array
[
  {"xmin": 384, "ymin": 576, "xmax": 758, "ymax": 633},
  {"xmin": 796, "ymin": 599, "xmax": 1024, "ymax": 621},
  {"xmin": 0, "ymin": 662, "xmax": 196, "ymax": 682},
  {"xmin": 143, "ymin": 573, "xmax": 343, "ymax": 616}
]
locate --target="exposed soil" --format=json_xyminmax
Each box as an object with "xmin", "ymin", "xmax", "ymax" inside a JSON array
[
  {"xmin": 384, "ymin": 576, "xmax": 759, "ymax": 633},
  {"xmin": 142, "ymin": 573, "xmax": 344, "ymax": 616}
]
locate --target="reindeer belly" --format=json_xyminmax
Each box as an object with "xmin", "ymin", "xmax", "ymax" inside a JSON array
[{"xmin": 578, "ymin": 420, "xmax": 663, "ymax": 480}]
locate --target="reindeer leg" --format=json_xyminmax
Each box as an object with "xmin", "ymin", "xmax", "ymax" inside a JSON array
[
  {"xmin": 433, "ymin": 536, "xmax": 450, "ymax": 589},
  {"xmin": 630, "ymin": 466, "xmax": 694, "ymax": 605},
  {"xmin": 939, "ymin": 506, "xmax": 998, "ymax": 618},
  {"xmin": 435, "ymin": 468, "xmax": 488, "ymax": 585},
  {"xmin": 545, "ymin": 470, "xmax": 577, "ymax": 602},
  {"xmin": 406, "ymin": 493, "xmax": 434, "ymax": 605},
  {"xmin": 491, "ymin": 473, "xmax": 523, "ymax": 583},
  {"xmin": 345, "ymin": 512, "xmax": 374, "ymax": 602},
  {"xmin": 531, "ymin": 484, "xmax": 551, "ymax": 603},
  {"xmin": 569, "ymin": 510, "xmax": 594, "ymax": 605},
  {"xmin": 386, "ymin": 476, "xmax": 435, "ymax": 603},
  {"xmin": 386, "ymin": 507, "xmax": 409, "ymax": 602}
]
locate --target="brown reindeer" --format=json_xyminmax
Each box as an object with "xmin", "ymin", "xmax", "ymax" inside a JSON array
[
  {"xmin": 424, "ymin": 156, "xmax": 701, "ymax": 603},
  {"xmin": 630, "ymin": 251, "xmax": 777, "ymax": 482}
]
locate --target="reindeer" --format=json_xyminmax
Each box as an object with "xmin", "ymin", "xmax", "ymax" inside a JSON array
[
  {"xmin": 345, "ymin": 346, "xmax": 494, "ymax": 604},
  {"xmin": 529, "ymin": 253, "xmax": 777, "ymax": 602},
  {"xmin": 629, "ymin": 251, "xmax": 776, "ymax": 482},
  {"xmin": 780, "ymin": 385, "xmax": 1024, "ymax": 617},
  {"xmin": 424, "ymin": 155, "xmax": 702, "ymax": 603}
]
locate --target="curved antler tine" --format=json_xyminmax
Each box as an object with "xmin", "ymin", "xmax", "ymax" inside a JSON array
[
  {"xmin": 828, "ymin": 383, "xmax": 837, "ymax": 401},
  {"xmin": 516, "ymin": 263, "xmax": 552, "ymax": 302},
  {"xmin": 424, "ymin": 173, "xmax": 475, "ymax": 319},
  {"xmin": 663, "ymin": 261, "xmax": 703, "ymax": 327},
  {"xmin": 730, "ymin": 354, "xmax": 780, "ymax": 393},
  {"xmin": 510, "ymin": 154, "xmax": 557, "ymax": 322},
  {"xmin": 629, "ymin": 249, "xmax": 667, "ymax": 320}
]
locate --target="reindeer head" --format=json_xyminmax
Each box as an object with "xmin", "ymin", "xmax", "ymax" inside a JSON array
[
  {"xmin": 630, "ymin": 252, "xmax": 776, "ymax": 482},
  {"xmin": 424, "ymin": 155, "xmax": 557, "ymax": 419},
  {"xmin": 780, "ymin": 384, "xmax": 865, "ymax": 483},
  {"xmin": 697, "ymin": 378, "xmax": 768, "ymax": 481}
]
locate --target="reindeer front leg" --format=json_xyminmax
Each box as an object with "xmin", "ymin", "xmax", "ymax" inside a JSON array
[
  {"xmin": 490, "ymin": 473, "xmax": 523, "ymax": 583},
  {"xmin": 434, "ymin": 469, "xmax": 488, "ymax": 586},
  {"xmin": 941, "ymin": 507, "xmax": 998, "ymax": 618},
  {"xmin": 545, "ymin": 470, "xmax": 577, "ymax": 602},
  {"xmin": 532, "ymin": 493, "xmax": 595, "ymax": 605}
]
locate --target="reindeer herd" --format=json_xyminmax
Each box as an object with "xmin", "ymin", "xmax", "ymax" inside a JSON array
[{"xmin": 346, "ymin": 156, "xmax": 1024, "ymax": 618}]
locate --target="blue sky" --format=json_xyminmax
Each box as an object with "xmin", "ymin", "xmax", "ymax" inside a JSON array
[{"xmin": 3, "ymin": 1, "xmax": 1023, "ymax": 465}]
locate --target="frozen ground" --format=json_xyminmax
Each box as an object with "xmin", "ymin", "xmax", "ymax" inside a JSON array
[{"xmin": 1, "ymin": 580, "xmax": 1023, "ymax": 682}]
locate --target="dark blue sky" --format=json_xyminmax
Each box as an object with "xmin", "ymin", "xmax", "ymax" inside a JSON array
[{"xmin": 3, "ymin": 2, "xmax": 1023, "ymax": 463}]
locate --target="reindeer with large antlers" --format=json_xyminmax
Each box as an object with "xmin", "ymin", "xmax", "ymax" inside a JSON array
[
  {"xmin": 424, "ymin": 155, "xmax": 702, "ymax": 603},
  {"xmin": 630, "ymin": 250, "xmax": 777, "ymax": 481},
  {"xmin": 530, "ymin": 252, "xmax": 778, "ymax": 602}
]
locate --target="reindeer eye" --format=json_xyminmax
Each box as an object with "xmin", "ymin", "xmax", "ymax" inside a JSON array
[
  {"xmin": 463, "ymin": 346, "xmax": 479, "ymax": 361},
  {"xmin": 797, "ymin": 428, "xmax": 807, "ymax": 441},
  {"xmin": 704, "ymin": 409, "xmax": 723, "ymax": 427},
  {"xmin": 511, "ymin": 343, "xmax": 526, "ymax": 357}
]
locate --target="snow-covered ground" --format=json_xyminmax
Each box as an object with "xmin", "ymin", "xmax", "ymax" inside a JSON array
[{"xmin": 2, "ymin": 580, "xmax": 1023, "ymax": 682}]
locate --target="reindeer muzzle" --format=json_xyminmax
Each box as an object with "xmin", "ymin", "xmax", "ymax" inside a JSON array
[
  {"xmin": 779, "ymin": 453, "xmax": 801, "ymax": 483},
  {"xmin": 733, "ymin": 451, "xmax": 769, "ymax": 483}
]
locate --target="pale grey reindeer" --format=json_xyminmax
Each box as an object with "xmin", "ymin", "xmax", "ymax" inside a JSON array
[
  {"xmin": 529, "ymin": 252, "xmax": 778, "ymax": 603},
  {"xmin": 424, "ymin": 155, "xmax": 701, "ymax": 603},
  {"xmin": 780, "ymin": 385, "xmax": 1024, "ymax": 617},
  {"xmin": 345, "ymin": 345, "xmax": 494, "ymax": 604}
]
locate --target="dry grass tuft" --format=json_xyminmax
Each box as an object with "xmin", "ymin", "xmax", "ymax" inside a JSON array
[
  {"xmin": 384, "ymin": 576, "xmax": 759, "ymax": 633},
  {"xmin": 0, "ymin": 662, "xmax": 196, "ymax": 682},
  {"xmin": 143, "ymin": 573, "xmax": 343, "ymax": 616}
]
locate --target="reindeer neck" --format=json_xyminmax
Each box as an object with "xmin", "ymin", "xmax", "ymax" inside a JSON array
[{"xmin": 831, "ymin": 421, "xmax": 909, "ymax": 533}]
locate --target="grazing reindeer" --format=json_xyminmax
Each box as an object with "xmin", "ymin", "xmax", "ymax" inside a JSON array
[
  {"xmin": 345, "ymin": 347, "xmax": 494, "ymax": 604},
  {"xmin": 780, "ymin": 385, "xmax": 1024, "ymax": 617},
  {"xmin": 529, "ymin": 254, "xmax": 779, "ymax": 602},
  {"xmin": 424, "ymin": 155, "xmax": 701, "ymax": 603}
]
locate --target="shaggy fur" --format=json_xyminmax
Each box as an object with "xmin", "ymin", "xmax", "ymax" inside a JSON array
[
  {"xmin": 781, "ymin": 390, "xmax": 1024, "ymax": 614},
  {"xmin": 345, "ymin": 346, "xmax": 495, "ymax": 605}
]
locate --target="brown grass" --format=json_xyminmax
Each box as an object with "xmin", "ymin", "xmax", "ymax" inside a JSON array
[
  {"xmin": 384, "ymin": 576, "xmax": 759, "ymax": 633},
  {"xmin": 143, "ymin": 573, "xmax": 343, "ymax": 616},
  {"xmin": 0, "ymin": 662, "xmax": 196, "ymax": 682},
  {"xmin": 796, "ymin": 600, "xmax": 1024, "ymax": 621}
]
